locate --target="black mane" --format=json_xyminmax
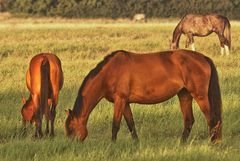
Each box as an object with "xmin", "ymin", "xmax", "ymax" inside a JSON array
[{"xmin": 72, "ymin": 50, "xmax": 128, "ymax": 115}]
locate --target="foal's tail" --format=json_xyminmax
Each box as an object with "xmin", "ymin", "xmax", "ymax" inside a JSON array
[
  {"xmin": 40, "ymin": 56, "xmax": 50, "ymax": 114},
  {"xmin": 205, "ymin": 57, "xmax": 222, "ymax": 142},
  {"xmin": 224, "ymin": 19, "xmax": 231, "ymax": 49}
]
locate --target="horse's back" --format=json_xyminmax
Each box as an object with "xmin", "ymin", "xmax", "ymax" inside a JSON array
[
  {"xmin": 182, "ymin": 14, "xmax": 226, "ymax": 36},
  {"xmin": 104, "ymin": 50, "xmax": 210, "ymax": 80},
  {"xmin": 182, "ymin": 13, "xmax": 228, "ymax": 26}
]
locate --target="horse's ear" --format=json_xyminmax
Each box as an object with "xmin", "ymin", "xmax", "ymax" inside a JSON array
[
  {"xmin": 21, "ymin": 96, "xmax": 26, "ymax": 104},
  {"xmin": 65, "ymin": 109, "xmax": 72, "ymax": 116}
]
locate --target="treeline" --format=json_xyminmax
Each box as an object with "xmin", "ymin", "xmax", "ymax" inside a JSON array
[{"xmin": 1, "ymin": 0, "xmax": 240, "ymax": 19}]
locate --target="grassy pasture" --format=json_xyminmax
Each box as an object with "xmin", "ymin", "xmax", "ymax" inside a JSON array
[{"xmin": 0, "ymin": 18, "xmax": 240, "ymax": 161}]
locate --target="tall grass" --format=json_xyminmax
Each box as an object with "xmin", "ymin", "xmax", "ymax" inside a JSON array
[{"xmin": 0, "ymin": 19, "xmax": 240, "ymax": 161}]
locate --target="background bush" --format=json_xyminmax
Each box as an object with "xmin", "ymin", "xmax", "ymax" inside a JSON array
[{"xmin": 1, "ymin": 0, "xmax": 240, "ymax": 19}]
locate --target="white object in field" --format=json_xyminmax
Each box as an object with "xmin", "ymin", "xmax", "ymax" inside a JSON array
[{"xmin": 133, "ymin": 14, "xmax": 147, "ymax": 22}]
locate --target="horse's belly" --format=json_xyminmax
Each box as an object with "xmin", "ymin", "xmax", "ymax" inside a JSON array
[
  {"xmin": 194, "ymin": 30, "xmax": 212, "ymax": 36},
  {"xmin": 128, "ymin": 81, "xmax": 183, "ymax": 104},
  {"xmin": 190, "ymin": 26, "xmax": 212, "ymax": 36}
]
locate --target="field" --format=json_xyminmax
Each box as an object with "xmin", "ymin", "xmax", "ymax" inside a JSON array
[{"xmin": 0, "ymin": 17, "xmax": 240, "ymax": 161}]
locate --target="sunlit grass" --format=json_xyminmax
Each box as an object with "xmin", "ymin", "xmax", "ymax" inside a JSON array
[{"xmin": 0, "ymin": 18, "xmax": 240, "ymax": 161}]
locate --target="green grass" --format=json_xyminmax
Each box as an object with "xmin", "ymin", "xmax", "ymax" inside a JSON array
[{"xmin": 0, "ymin": 19, "xmax": 240, "ymax": 161}]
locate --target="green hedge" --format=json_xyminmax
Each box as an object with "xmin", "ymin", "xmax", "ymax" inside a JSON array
[{"xmin": 2, "ymin": 0, "xmax": 240, "ymax": 19}]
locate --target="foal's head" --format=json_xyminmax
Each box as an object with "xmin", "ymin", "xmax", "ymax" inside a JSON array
[
  {"xmin": 65, "ymin": 109, "xmax": 88, "ymax": 141},
  {"xmin": 21, "ymin": 96, "xmax": 35, "ymax": 124}
]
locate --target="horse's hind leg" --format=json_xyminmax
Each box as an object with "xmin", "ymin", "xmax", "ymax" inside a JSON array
[
  {"xmin": 217, "ymin": 33, "xmax": 229, "ymax": 55},
  {"xmin": 45, "ymin": 115, "xmax": 49, "ymax": 136},
  {"xmin": 35, "ymin": 109, "xmax": 44, "ymax": 138},
  {"xmin": 50, "ymin": 97, "xmax": 57, "ymax": 137},
  {"xmin": 192, "ymin": 92, "xmax": 215, "ymax": 141},
  {"xmin": 45, "ymin": 99, "xmax": 52, "ymax": 136},
  {"xmin": 112, "ymin": 95, "xmax": 126, "ymax": 141},
  {"xmin": 217, "ymin": 33, "xmax": 225, "ymax": 55},
  {"xmin": 123, "ymin": 104, "xmax": 138, "ymax": 140},
  {"xmin": 32, "ymin": 94, "xmax": 43, "ymax": 138},
  {"xmin": 177, "ymin": 88, "xmax": 194, "ymax": 142},
  {"xmin": 50, "ymin": 105, "xmax": 56, "ymax": 136}
]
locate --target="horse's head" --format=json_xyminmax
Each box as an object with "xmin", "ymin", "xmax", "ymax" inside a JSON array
[
  {"xmin": 21, "ymin": 96, "xmax": 35, "ymax": 124},
  {"xmin": 65, "ymin": 109, "xmax": 88, "ymax": 141}
]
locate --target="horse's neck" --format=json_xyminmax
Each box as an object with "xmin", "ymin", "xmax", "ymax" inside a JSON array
[
  {"xmin": 172, "ymin": 26, "xmax": 182, "ymax": 47},
  {"xmin": 73, "ymin": 76, "xmax": 103, "ymax": 119}
]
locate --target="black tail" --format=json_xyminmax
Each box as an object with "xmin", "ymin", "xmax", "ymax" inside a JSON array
[
  {"xmin": 205, "ymin": 57, "xmax": 222, "ymax": 142},
  {"xmin": 40, "ymin": 57, "xmax": 50, "ymax": 114}
]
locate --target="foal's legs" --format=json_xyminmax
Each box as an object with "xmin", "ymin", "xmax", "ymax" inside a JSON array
[
  {"xmin": 112, "ymin": 95, "xmax": 125, "ymax": 141},
  {"xmin": 178, "ymin": 89, "xmax": 194, "ymax": 142},
  {"xmin": 123, "ymin": 104, "xmax": 138, "ymax": 140}
]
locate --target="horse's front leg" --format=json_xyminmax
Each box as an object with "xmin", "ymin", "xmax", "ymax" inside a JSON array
[
  {"xmin": 112, "ymin": 95, "xmax": 126, "ymax": 141},
  {"xmin": 185, "ymin": 37, "xmax": 190, "ymax": 48},
  {"xmin": 186, "ymin": 33, "xmax": 195, "ymax": 51}
]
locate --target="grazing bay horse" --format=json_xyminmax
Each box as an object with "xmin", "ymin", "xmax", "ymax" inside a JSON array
[
  {"xmin": 65, "ymin": 50, "xmax": 222, "ymax": 143},
  {"xmin": 170, "ymin": 14, "xmax": 231, "ymax": 55},
  {"xmin": 21, "ymin": 53, "xmax": 63, "ymax": 137}
]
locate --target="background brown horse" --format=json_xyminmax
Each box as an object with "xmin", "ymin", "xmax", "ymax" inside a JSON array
[
  {"xmin": 170, "ymin": 14, "xmax": 231, "ymax": 55},
  {"xmin": 21, "ymin": 53, "xmax": 64, "ymax": 137},
  {"xmin": 65, "ymin": 49, "xmax": 222, "ymax": 143}
]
